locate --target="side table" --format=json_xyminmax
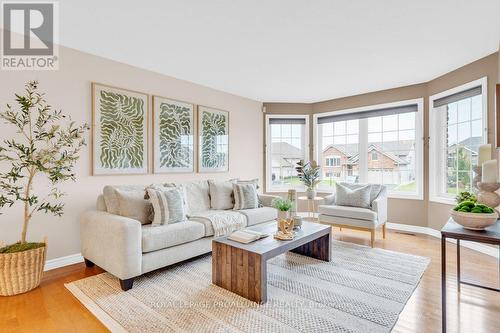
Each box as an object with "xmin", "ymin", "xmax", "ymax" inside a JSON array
[
  {"xmin": 441, "ymin": 218, "xmax": 500, "ymax": 332},
  {"xmin": 297, "ymin": 196, "xmax": 323, "ymax": 222}
]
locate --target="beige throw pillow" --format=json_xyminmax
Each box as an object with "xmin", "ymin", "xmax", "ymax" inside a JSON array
[
  {"xmin": 114, "ymin": 189, "xmax": 152, "ymax": 225},
  {"xmin": 209, "ymin": 180, "xmax": 234, "ymax": 210}
]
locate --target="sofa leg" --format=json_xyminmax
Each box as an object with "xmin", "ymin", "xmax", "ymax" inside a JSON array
[
  {"xmin": 382, "ymin": 223, "xmax": 386, "ymax": 239},
  {"xmin": 84, "ymin": 258, "xmax": 95, "ymax": 268},
  {"xmin": 370, "ymin": 230, "xmax": 375, "ymax": 248},
  {"xmin": 119, "ymin": 278, "xmax": 134, "ymax": 291}
]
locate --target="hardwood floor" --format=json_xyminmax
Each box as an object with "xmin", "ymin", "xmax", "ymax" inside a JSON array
[{"xmin": 1, "ymin": 228, "xmax": 499, "ymax": 333}]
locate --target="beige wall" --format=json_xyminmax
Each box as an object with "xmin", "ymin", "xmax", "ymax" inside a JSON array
[
  {"xmin": 264, "ymin": 52, "xmax": 499, "ymax": 230},
  {"xmin": 0, "ymin": 45, "xmax": 263, "ymax": 260}
]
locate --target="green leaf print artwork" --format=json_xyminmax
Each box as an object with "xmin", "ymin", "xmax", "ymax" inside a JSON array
[
  {"xmin": 98, "ymin": 89, "xmax": 145, "ymax": 170},
  {"xmin": 158, "ymin": 100, "xmax": 193, "ymax": 170},
  {"xmin": 200, "ymin": 108, "xmax": 228, "ymax": 171}
]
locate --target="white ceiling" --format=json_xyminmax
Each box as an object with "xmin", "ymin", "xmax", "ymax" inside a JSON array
[{"xmin": 59, "ymin": 1, "xmax": 500, "ymax": 103}]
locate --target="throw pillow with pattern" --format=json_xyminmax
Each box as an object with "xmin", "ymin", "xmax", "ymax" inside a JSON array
[
  {"xmin": 233, "ymin": 183, "xmax": 259, "ymax": 210},
  {"xmin": 146, "ymin": 187, "xmax": 187, "ymax": 226}
]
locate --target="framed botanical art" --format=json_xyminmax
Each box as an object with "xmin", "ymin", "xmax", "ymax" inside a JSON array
[
  {"xmin": 153, "ymin": 96, "xmax": 195, "ymax": 173},
  {"xmin": 92, "ymin": 83, "xmax": 148, "ymax": 175},
  {"xmin": 198, "ymin": 106, "xmax": 229, "ymax": 172}
]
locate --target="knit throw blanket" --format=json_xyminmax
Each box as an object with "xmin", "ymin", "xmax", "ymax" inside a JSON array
[{"xmin": 189, "ymin": 210, "xmax": 246, "ymax": 237}]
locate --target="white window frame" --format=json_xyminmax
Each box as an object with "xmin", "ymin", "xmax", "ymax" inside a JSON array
[
  {"xmin": 265, "ymin": 114, "xmax": 309, "ymax": 193},
  {"xmin": 313, "ymin": 98, "xmax": 424, "ymax": 200},
  {"xmin": 429, "ymin": 77, "xmax": 488, "ymax": 205}
]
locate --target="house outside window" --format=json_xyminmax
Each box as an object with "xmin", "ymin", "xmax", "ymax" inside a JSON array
[
  {"xmin": 314, "ymin": 99, "xmax": 424, "ymax": 199},
  {"xmin": 429, "ymin": 77, "xmax": 487, "ymax": 204},
  {"xmin": 265, "ymin": 115, "xmax": 309, "ymax": 192}
]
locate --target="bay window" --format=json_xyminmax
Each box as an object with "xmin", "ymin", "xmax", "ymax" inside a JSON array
[
  {"xmin": 429, "ymin": 77, "xmax": 487, "ymax": 204},
  {"xmin": 314, "ymin": 99, "xmax": 423, "ymax": 199},
  {"xmin": 265, "ymin": 115, "xmax": 309, "ymax": 192}
]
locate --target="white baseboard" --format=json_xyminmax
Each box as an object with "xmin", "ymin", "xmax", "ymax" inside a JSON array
[
  {"xmin": 387, "ymin": 222, "xmax": 499, "ymax": 259},
  {"xmin": 44, "ymin": 253, "xmax": 83, "ymax": 271}
]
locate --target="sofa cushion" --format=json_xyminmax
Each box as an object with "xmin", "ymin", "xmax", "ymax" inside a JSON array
[
  {"xmin": 335, "ymin": 183, "xmax": 371, "ymax": 209},
  {"xmin": 318, "ymin": 204, "xmax": 377, "ymax": 221},
  {"xmin": 237, "ymin": 207, "xmax": 278, "ymax": 226},
  {"xmin": 141, "ymin": 221, "xmax": 205, "ymax": 253},
  {"xmin": 147, "ymin": 187, "xmax": 187, "ymax": 226},
  {"xmin": 188, "ymin": 210, "xmax": 246, "ymax": 237},
  {"xmin": 208, "ymin": 180, "xmax": 234, "ymax": 210},
  {"xmin": 103, "ymin": 185, "xmax": 153, "ymax": 224},
  {"xmin": 181, "ymin": 180, "xmax": 211, "ymax": 215},
  {"xmin": 233, "ymin": 183, "xmax": 259, "ymax": 210}
]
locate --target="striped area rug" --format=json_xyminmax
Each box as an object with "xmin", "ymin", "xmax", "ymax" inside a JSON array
[{"xmin": 66, "ymin": 240, "xmax": 429, "ymax": 333}]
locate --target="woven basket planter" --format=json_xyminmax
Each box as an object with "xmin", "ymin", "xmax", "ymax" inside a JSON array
[{"xmin": 0, "ymin": 243, "xmax": 47, "ymax": 296}]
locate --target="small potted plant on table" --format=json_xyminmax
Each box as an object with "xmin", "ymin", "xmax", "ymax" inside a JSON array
[
  {"xmin": 0, "ymin": 81, "xmax": 88, "ymax": 296},
  {"xmin": 296, "ymin": 160, "xmax": 321, "ymax": 199}
]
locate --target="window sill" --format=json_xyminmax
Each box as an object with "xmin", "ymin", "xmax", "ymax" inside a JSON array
[
  {"xmin": 429, "ymin": 196, "xmax": 456, "ymax": 206},
  {"xmin": 387, "ymin": 193, "xmax": 424, "ymax": 201},
  {"xmin": 266, "ymin": 186, "xmax": 306, "ymax": 193}
]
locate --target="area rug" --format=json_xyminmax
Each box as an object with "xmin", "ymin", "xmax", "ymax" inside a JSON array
[{"xmin": 65, "ymin": 241, "xmax": 429, "ymax": 333}]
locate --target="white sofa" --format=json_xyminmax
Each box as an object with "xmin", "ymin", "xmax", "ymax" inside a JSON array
[
  {"xmin": 80, "ymin": 180, "xmax": 278, "ymax": 291},
  {"xmin": 318, "ymin": 183, "xmax": 388, "ymax": 247}
]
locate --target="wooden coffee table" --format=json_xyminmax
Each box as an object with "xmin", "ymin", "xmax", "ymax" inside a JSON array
[{"xmin": 212, "ymin": 221, "xmax": 331, "ymax": 304}]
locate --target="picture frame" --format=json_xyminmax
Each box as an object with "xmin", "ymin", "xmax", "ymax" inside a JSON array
[
  {"xmin": 198, "ymin": 106, "xmax": 229, "ymax": 173},
  {"xmin": 92, "ymin": 83, "xmax": 149, "ymax": 175},
  {"xmin": 152, "ymin": 95, "xmax": 195, "ymax": 173}
]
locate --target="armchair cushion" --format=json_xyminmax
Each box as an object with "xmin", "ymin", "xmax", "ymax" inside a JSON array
[
  {"xmin": 318, "ymin": 205, "xmax": 377, "ymax": 221},
  {"xmin": 338, "ymin": 182, "xmax": 383, "ymax": 205}
]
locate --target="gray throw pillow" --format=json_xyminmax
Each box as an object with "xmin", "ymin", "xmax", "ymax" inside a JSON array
[
  {"xmin": 146, "ymin": 187, "xmax": 187, "ymax": 226},
  {"xmin": 334, "ymin": 183, "xmax": 371, "ymax": 208},
  {"xmin": 233, "ymin": 183, "xmax": 259, "ymax": 210}
]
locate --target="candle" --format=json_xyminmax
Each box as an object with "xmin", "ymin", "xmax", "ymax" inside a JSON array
[
  {"xmin": 478, "ymin": 144, "xmax": 492, "ymax": 166},
  {"xmin": 481, "ymin": 159, "xmax": 498, "ymax": 183}
]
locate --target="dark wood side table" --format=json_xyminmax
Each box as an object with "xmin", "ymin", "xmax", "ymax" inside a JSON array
[{"xmin": 441, "ymin": 218, "xmax": 500, "ymax": 332}]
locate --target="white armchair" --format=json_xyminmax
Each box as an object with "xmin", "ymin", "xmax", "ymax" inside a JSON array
[{"xmin": 318, "ymin": 184, "xmax": 388, "ymax": 247}]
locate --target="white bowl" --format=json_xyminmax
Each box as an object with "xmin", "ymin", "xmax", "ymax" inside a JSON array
[{"xmin": 450, "ymin": 210, "xmax": 498, "ymax": 230}]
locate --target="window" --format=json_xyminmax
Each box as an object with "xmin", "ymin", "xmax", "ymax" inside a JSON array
[
  {"xmin": 266, "ymin": 115, "xmax": 309, "ymax": 191},
  {"xmin": 314, "ymin": 99, "xmax": 423, "ymax": 199},
  {"xmin": 429, "ymin": 78, "xmax": 487, "ymax": 204},
  {"xmin": 326, "ymin": 156, "xmax": 341, "ymax": 166}
]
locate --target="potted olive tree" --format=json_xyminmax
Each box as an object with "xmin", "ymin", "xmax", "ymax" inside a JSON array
[{"xmin": 0, "ymin": 81, "xmax": 88, "ymax": 296}]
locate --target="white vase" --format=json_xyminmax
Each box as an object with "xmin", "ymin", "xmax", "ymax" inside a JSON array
[{"xmin": 306, "ymin": 189, "xmax": 316, "ymax": 199}]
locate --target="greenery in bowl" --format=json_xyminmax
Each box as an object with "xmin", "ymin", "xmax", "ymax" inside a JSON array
[
  {"xmin": 272, "ymin": 198, "xmax": 294, "ymax": 212},
  {"xmin": 455, "ymin": 191, "xmax": 477, "ymax": 204},
  {"xmin": 453, "ymin": 201, "xmax": 494, "ymax": 214}
]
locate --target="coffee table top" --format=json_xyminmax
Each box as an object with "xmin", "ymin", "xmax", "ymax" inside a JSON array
[
  {"xmin": 213, "ymin": 221, "xmax": 331, "ymax": 259},
  {"xmin": 441, "ymin": 218, "xmax": 500, "ymax": 244}
]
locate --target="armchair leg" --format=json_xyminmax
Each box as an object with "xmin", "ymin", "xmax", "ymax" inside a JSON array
[
  {"xmin": 119, "ymin": 278, "xmax": 134, "ymax": 291},
  {"xmin": 370, "ymin": 230, "xmax": 375, "ymax": 248},
  {"xmin": 84, "ymin": 258, "xmax": 95, "ymax": 268},
  {"xmin": 382, "ymin": 223, "xmax": 386, "ymax": 239}
]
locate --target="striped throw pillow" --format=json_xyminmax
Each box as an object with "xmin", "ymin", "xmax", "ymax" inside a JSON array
[
  {"xmin": 146, "ymin": 187, "xmax": 187, "ymax": 226},
  {"xmin": 233, "ymin": 183, "xmax": 259, "ymax": 210}
]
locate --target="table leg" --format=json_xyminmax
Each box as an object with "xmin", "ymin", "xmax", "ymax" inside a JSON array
[
  {"xmin": 291, "ymin": 232, "xmax": 331, "ymax": 261},
  {"xmin": 442, "ymin": 235, "xmax": 447, "ymax": 333},
  {"xmin": 457, "ymin": 239, "xmax": 461, "ymax": 293}
]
